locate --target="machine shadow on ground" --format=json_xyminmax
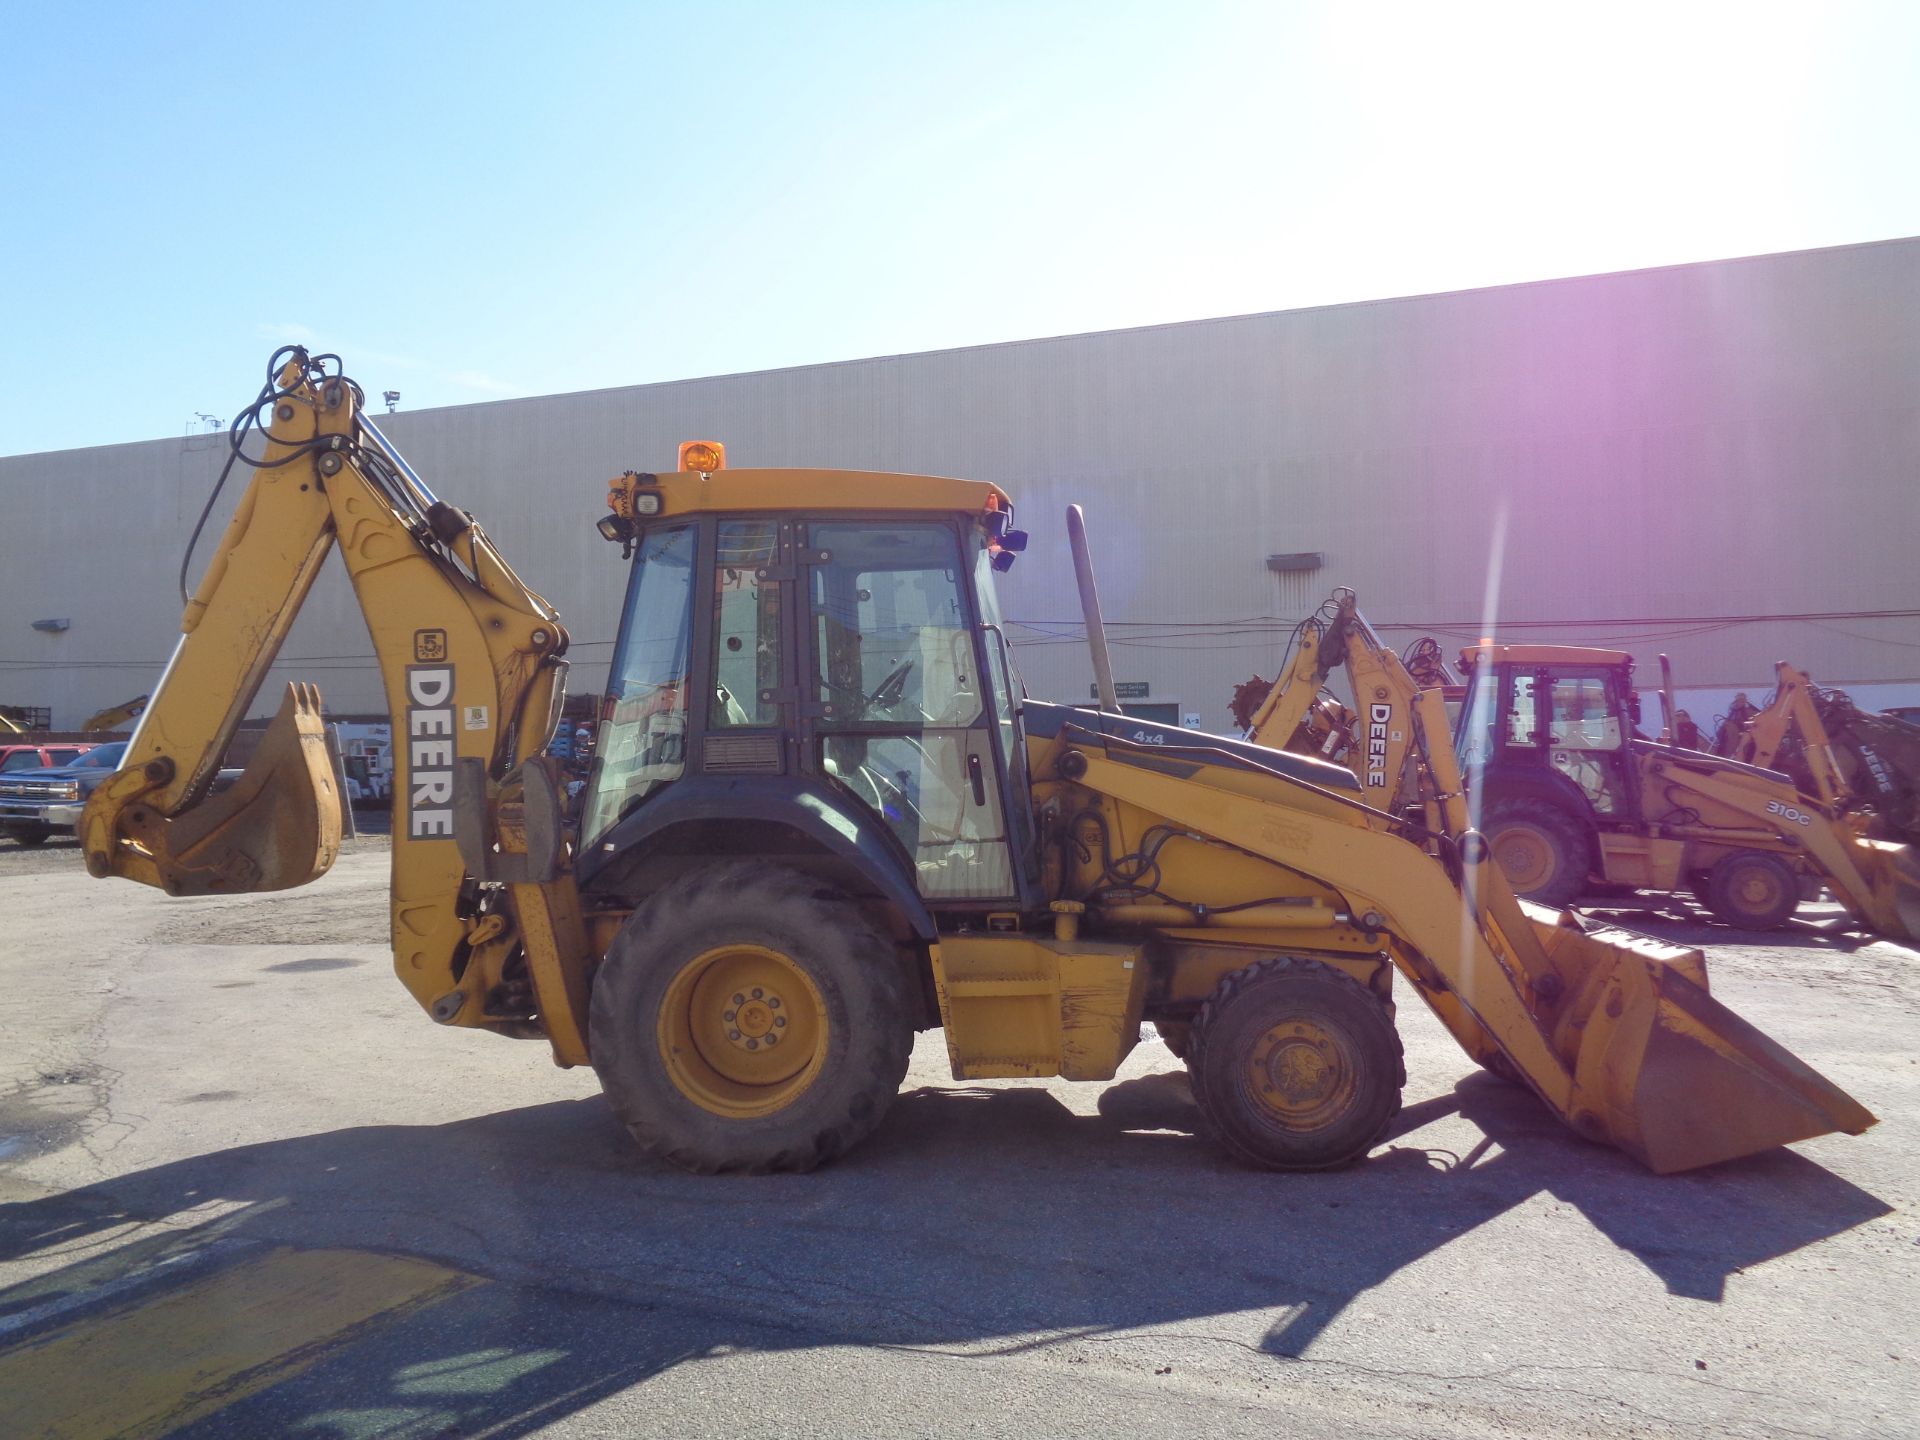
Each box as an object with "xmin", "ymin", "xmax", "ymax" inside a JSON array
[
  {"xmin": 1575, "ymin": 892, "xmax": 1896, "ymax": 953},
  {"xmin": 0, "ymin": 1070, "xmax": 1890, "ymax": 1439}
]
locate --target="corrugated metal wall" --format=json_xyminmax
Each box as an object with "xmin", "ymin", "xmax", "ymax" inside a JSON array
[{"xmin": 4, "ymin": 238, "xmax": 1917, "ymax": 733}]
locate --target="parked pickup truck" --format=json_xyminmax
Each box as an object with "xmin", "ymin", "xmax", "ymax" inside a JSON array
[
  {"xmin": 1, "ymin": 741, "xmax": 93, "ymax": 775},
  {"xmin": 0, "ymin": 742, "xmax": 125, "ymax": 846}
]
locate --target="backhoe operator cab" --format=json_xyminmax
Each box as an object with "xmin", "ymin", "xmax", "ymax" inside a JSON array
[
  {"xmin": 577, "ymin": 488, "xmax": 1039, "ymax": 921},
  {"xmin": 1457, "ymin": 646, "xmax": 1647, "ymax": 872}
]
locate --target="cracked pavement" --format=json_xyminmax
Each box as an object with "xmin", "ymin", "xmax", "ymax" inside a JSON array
[{"xmin": 1, "ymin": 837, "xmax": 1916, "ymax": 1438}]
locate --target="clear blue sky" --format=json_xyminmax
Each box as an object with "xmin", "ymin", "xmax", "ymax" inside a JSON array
[{"xmin": 3, "ymin": 1, "xmax": 1916, "ymax": 457}]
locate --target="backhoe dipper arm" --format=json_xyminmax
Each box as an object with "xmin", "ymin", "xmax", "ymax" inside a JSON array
[
  {"xmin": 1247, "ymin": 589, "xmax": 1427, "ymax": 807},
  {"xmin": 82, "ymin": 350, "xmax": 588, "ymax": 1053},
  {"xmin": 1244, "ymin": 594, "xmax": 1355, "ymax": 749},
  {"xmin": 1731, "ymin": 662, "xmax": 1849, "ymax": 809}
]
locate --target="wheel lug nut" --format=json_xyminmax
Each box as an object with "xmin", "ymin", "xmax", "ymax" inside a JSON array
[
  {"xmin": 751, "ymin": 988, "xmax": 764, "ymax": 1000},
  {"xmin": 746, "ymin": 1038, "xmax": 759, "ymax": 1050},
  {"xmin": 733, "ymin": 993, "xmax": 745, "ymax": 1006},
  {"xmin": 768, "ymin": 997, "xmax": 781, "ymax": 1009},
  {"xmin": 774, "ymin": 1016, "xmax": 787, "ymax": 1028},
  {"xmin": 724, "ymin": 1010, "xmax": 736, "ymax": 1022},
  {"xmin": 728, "ymin": 1029, "xmax": 742, "ymax": 1041},
  {"xmin": 764, "ymin": 1032, "xmax": 778, "ymax": 1045}
]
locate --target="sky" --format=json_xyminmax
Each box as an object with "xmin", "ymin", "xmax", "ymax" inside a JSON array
[{"xmin": 3, "ymin": 1, "xmax": 1917, "ymax": 457}]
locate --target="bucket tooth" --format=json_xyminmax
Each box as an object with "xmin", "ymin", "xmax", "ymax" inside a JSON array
[{"xmin": 124, "ymin": 683, "xmax": 342, "ymax": 895}]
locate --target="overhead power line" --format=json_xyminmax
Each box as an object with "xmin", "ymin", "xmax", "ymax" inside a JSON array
[{"xmin": 4, "ymin": 609, "xmax": 1915, "ymax": 675}]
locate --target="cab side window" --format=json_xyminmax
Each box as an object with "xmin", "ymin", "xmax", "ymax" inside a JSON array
[
  {"xmin": 713, "ymin": 520, "xmax": 782, "ymax": 727},
  {"xmin": 582, "ymin": 525, "xmax": 697, "ymax": 844},
  {"xmin": 807, "ymin": 522, "xmax": 1010, "ymax": 901},
  {"xmin": 1548, "ymin": 676, "xmax": 1622, "ymax": 751},
  {"xmin": 1505, "ymin": 673, "xmax": 1539, "ymax": 746}
]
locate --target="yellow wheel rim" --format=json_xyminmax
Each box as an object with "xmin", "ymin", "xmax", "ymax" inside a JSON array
[
  {"xmin": 1491, "ymin": 825, "xmax": 1554, "ymax": 893},
  {"xmin": 1246, "ymin": 1017, "xmax": 1358, "ymax": 1129},
  {"xmin": 657, "ymin": 944, "xmax": 828, "ymax": 1119},
  {"xmin": 1731, "ymin": 865, "xmax": 1786, "ymax": 914}
]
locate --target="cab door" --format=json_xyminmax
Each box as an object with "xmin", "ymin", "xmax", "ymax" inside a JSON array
[
  {"xmin": 799, "ymin": 519, "xmax": 1018, "ymax": 905},
  {"xmin": 1540, "ymin": 667, "xmax": 1641, "ymax": 821}
]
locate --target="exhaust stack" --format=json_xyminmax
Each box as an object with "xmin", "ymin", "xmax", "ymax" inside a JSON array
[{"xmin": 1066, "ymin": 504, "xmax": 1120, "ymax": 713}]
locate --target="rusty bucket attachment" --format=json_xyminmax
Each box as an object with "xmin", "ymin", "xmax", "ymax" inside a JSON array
[
  {"xmin": 1867, "ymin": 839, "xmax": 1920, "ymax": 942},
  {"xmin": 1524, "ymin": 916, "xmax": 1877, "ymax": 1173},
  {"xmin": 118, "ymin": 684, "xmax": 342, "ymax": 895}
]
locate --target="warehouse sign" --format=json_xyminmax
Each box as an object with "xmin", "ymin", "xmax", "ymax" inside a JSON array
[{"xmin": 1090, "ymin": 681, "xmax": 1151, "ymax": 700}]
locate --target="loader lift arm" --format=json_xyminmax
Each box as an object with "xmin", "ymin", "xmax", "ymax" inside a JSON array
[
  {"xmin": 81, "ymin": 349, "xmax": 593, "ymax": 1060},
  {"xmin": 1052, "ymin": 544, "xmax": 1873, "ymax": 1170}
]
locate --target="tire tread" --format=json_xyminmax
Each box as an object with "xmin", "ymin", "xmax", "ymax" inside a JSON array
[
  {"xmin": 588, "ymin": 863, "xmax": 913, "ymax": 1175},
  {"xmin": 1187, "ymin": 956, "xmax": 1404, "ymax": 1171}
]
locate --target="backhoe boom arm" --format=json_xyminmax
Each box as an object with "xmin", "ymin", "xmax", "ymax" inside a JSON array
[{"xmin": 82, "ymin": 350, "xmax": 589, "ymax": 1056}]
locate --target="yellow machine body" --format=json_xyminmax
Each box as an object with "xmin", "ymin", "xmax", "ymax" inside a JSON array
[{"xmin": 81, "ymin": 352, "xmax": 1877, "ymax": 1177}]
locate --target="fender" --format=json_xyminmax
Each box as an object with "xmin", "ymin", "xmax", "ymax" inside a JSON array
[
  {"xmin": 1473, "ymin": 758, "xmax": 1600, "ymax": 829},
  {"xmin": 577, "ymin": 773, "xmax": 938, "ymax": 942}
]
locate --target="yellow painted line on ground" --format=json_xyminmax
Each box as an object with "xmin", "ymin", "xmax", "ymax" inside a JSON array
[
  {"xmin": 0, "ymin": 1246, "xmax": 482, "ymax": 1440},
  {"xmin": 0, "ymin": 1199, "xmax": 286, "ymax": 1338}
]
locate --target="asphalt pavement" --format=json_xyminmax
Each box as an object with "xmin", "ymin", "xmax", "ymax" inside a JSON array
[{"xmin": 1, "ymin": 836, "xmax": 1915, "ymax": 1439}]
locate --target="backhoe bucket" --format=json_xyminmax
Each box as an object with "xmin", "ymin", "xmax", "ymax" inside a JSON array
[
  {"xmin": 1872, "ymin": 840, "xmax": 1920, "ymax": 942},
  {"xmin": 1529, "ymin": 918, "xmax": 1876, "ymax": 1173},
  {"xmin": 120, "ymin": 683, "xmax": 342, "ymax": 895}
]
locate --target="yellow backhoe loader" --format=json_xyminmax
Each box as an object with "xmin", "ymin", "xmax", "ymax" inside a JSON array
[
  {"xmin": 81, "ymin": 694, "xmax": 150, "ymax": 734},
  {"xmin": 1713, "ymin": 662, "xmax": 1920, "ymax": 846},
  {"xmin": 1241, "ymin": 591, "xmax": 1920, "ymax": 940},
  {"xmin": 80, "ymin": 350, "xmax": 1875, "ymax": 1176}
]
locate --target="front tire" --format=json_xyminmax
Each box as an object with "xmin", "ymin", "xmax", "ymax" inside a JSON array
[
  {"xmin": 5, "ymin": 825, "xmax": 50, "ymax": 848},
  {"xmin": 1187, "ymin": 957, "xmax": 1404, "ymax": 1170},
  {"xmin": 588, "ymin": 863, "xmax": 914, "ymax": 1174},
  {"xmin": 1707, "ymin": 851, "xmax": 1800, "ymax": 930},
  {"xmin": 1482, "ymin": 796, "xmax": 1591, "ymax": 907}
]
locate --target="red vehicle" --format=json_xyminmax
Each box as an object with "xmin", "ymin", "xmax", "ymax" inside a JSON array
[{"xmin": 1, "ymin": 741, "xmax": 93, "ymax": 774}]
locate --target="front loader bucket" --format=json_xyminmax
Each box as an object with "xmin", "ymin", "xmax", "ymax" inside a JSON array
[
  {"xmin": 1871, "ymin": 840, "xmax": 1920, "ymax": 942},
  {"xmin": 1532, "ymin": 919, "xmax": 1876, "ymax": 1173},
  {"xmin": 118, "ymin": 683, "xmax": 342, "ymax": 895}
]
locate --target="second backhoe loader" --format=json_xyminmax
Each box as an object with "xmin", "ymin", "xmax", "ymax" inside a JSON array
[
  {"xmin": 1241, "ymin": 590, "xmax": 1920, "ymax": 940},
  {"xmin": 81, "ymin": 349, "xmax": 1874, "ymax": 1177},
  {"xmin": 1714, "ymin": 662, "xmax": 1920, "ymax": 846}
]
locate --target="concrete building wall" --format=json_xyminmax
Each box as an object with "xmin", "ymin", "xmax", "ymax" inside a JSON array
[{"xmin": 4, "ymin": 237, "xmax": 1917, "ymax": 736}]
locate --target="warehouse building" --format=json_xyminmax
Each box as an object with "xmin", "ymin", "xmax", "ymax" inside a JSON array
[{"xmin": 4, "ymin": 237, "xmax": 1917, "ymax": 736}]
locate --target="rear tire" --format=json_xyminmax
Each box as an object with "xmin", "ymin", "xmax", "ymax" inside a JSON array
[
  {"xmin": 1187, "ymin": 957, "xmax": 1404, "ymax": 1171},
  {"xmin": 588, "ymin": 863, "xmax": 914, "ymax": 1174},
  {"xmin": 1706, "ymin": 851, "xmax": 1800, "ymax": 931},
  {"xmin": 1483, "ymin": 796, "xmax": 1591, "ymax": 907}
]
